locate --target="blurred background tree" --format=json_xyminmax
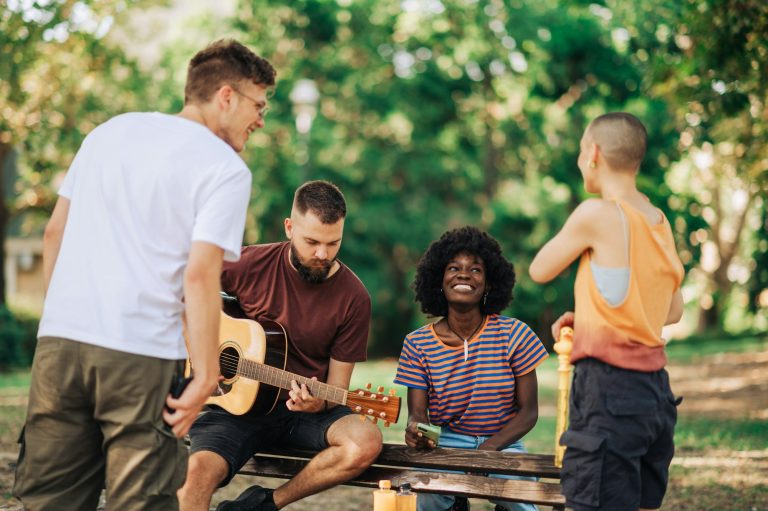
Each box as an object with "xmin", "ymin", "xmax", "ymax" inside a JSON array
[{"xmin": 2, "ymin": 0, "xmax": 765, "ymax": 361}]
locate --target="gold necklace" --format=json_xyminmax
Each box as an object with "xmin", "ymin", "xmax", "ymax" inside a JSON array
[{"xmin": 445, "ymin": 316, "xmax": 484, "ymax": 362}]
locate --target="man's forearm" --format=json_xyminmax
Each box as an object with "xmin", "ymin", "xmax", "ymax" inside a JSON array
[
  {"xmin": 183, "ymin": 243, "xmax": 225, "ymax": 386},
  {"xmin": 184, "ymin": 276, "xmax": 222, "ymax": 384}
]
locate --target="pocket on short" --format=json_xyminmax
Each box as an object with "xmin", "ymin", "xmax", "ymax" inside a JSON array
[
  {"xmin": 147, "ymin": 423, "xmax": 189, "ymax": 499},
  {"xmin": 560, "ymin": 430, "xmax": 606, "ymax": 508}
]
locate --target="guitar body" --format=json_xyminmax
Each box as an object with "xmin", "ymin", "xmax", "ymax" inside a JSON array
[
  {"xmin": 188, "ymin": 312, "xmax": 288, "ymax": 416},
  {"xmin": 186, "ymin": 301, "xmax": 401, "ymax": 425}
]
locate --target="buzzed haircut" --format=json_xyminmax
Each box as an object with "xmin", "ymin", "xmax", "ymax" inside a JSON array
[
  {"xmin": 293, "ymin": 181, "xmax": 347, "ymax": 224},
  {"xmin": 185, "ymin": 39, "xmax": 276, "ymax": 104},
  {"xmin": 587, "ymin": 112, "xmax": 648, "ymax": 171}
]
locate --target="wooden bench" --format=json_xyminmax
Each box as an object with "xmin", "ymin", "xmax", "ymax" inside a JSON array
[{"xmin": 238, "ymin": 443, "xmax": 565, "ymax": 509}]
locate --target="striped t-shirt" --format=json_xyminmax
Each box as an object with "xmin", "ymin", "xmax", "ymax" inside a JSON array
[{"xmin": 394, "ymin": 314, "xmax": 548, "ymax": 436}]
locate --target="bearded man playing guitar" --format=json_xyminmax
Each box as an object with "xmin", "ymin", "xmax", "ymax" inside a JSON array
[{"xmin": 178, "ymin": 180, "xmax": 381, "ymax": 511}]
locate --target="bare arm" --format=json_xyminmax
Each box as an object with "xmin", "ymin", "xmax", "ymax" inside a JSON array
[
  {"xmin": 478, "ymin": 370, "xmax": 539, "ymax": 451},
  {"xmin": 287, "ymin": 358, "xmax": 355, "ymax": 413},
  {"xmin": 404, "ymin": 387, "xmax": 435, "ymax": 449},
  {"xmin": 42, "ymin": 197, "xmax": 70, "ymax": 293},
  {"xmin": 665, "ymin": 289, "xmax": 684, "ymax": 325},
  {"xmin": 163, "ymin": 241, "xmax": 224, "ymax": 438},
  {"xmin": 529, "ymin": 200, "xmax": 602, "ymax": 283}
]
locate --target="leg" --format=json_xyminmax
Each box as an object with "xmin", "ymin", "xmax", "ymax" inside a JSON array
[
  {"xmin": 416, "ymin": 429, "xmax": 476, "ymax": 511},
  {"xmin": 272, "ymin": 410, "xmax": 382, "ymax": 508},
  {"xmin": 178, "ymin": 451, "xmax": 230, "ymax": 511},
  {"xmin": 489, "ymin": 440, "xmax": 538, "ymax": 511},
  {"xmin": 180, "ymin": 408, "xmax": 276, "ymax": 511},
  {"xmin": 13, "ymin": 338, "xmax": 105, "ymax": 511},
  {"xmin": 561, "ymin": 359, "xmax": 665, "ymax": 511},
  {"xmin": 89, "ymin": 346, "xmax": 186, "ymax": 511},
  {"xmin": 638, "ymin": 370, "xmax": 678, "ymax": 511},
  {"xmin": 417, "ymin": 492, "xmax": 456, "ymax": 511}
]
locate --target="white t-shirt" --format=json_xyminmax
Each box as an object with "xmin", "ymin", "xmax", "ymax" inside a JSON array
[{"xmin": 38, "ymin": 112, "xmax": 252, "ymax": 359}]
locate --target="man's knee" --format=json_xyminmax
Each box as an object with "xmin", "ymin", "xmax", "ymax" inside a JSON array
[
  {"xmin": 334, "ymin": 419, "xmax": 383, "ymax": 467},
  {"xmin": 183, "ymin": 451, "xmax": 229, "ymax": 492}
]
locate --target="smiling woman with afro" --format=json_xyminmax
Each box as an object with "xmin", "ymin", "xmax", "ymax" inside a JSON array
[
  {"xmin": 394, "ymin": 225, "xmax": 548, "ymax": 511},
  {"xmin": 413, "ymin": 225, "xmax": 516, "ymax": 317}
]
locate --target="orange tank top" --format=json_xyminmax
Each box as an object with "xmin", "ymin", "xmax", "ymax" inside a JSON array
[{"xmin": 572, "ymin": 200, "xmax": 684, "ymax": 372}]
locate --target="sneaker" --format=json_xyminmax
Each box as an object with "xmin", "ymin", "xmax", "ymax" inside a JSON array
[
  {"xmin": 450, "ymin": 496, "xmax": 470, "ymax": 511},
  {"xmin": 215, "ymin": 485, "xmax": 277, "ymax": 511}
]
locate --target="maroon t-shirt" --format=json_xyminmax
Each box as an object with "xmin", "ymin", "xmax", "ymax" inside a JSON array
[{"xmin": 220, "ymin": 242, "xmax": 371, "ymax": 383}]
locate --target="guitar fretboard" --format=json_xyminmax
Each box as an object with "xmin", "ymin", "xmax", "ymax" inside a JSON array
[{"xmin": 239, "ymin": 358, "xmax": 348, "ymax": 405}]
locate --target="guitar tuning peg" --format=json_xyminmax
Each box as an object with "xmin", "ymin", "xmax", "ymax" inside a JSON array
[
  {"xmin": 371, "ymin": 417, "xmax": 378, "ymax": 424},
  {"xmin": 389, "ymin": 389, "xmax": 396, "ymax": 396},
  {"xmin": 384, "ymin": 421, "xmax": 390, "ymax": 428},
  {"xmin": 379, "ymin": 412, "xmax": 386, "ymax": 418},
  {"xmin": 377, "ymin": 385, "xmax": 384, "ymax": 393},
  {"xmin": 365, "ymin": 383, "xmax": 372, "ymax": 390},
  {"xmin": 358, "ymin": 415, "xmax": 366, "ymax": 422}
]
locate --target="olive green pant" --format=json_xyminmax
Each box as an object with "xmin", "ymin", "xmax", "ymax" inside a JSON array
[{"xmin": 14, "ymin": 337, "xmax": 188, "ymax": 511}]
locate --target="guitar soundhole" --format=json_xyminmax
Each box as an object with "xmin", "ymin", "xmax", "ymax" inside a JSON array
[{"xmin": 220, "ymin": 346, "xmax": 240, "ymax": 379}]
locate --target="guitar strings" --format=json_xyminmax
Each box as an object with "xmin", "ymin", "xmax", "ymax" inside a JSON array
[
  {"xmin": 211, "ymin": 352, "xmax": 397, "ymax": 420},
  {"xmin": 214, "ymin": 352, "xmax": 344, "ymax": 401}
]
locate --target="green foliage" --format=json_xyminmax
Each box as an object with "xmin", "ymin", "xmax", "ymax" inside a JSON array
[
  {"xmin": 2, "ymin": 0, "xmax": 765, "ymax": 354},
  {"xmin": 0, "ymin": 305, "xmax": 36, "ymax": 369}
]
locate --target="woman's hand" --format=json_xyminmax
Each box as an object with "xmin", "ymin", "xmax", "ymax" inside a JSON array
[
  {"xmin": 405, "ymin": 420, "xmax": 437, "ymax": 450},
  {"xmin": 551, "ymin": 311, "xmax": 575, "ymax": 342}
]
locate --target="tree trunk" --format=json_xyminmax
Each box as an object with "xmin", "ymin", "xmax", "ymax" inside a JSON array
[
  {"xmin": 0, "ymin": 142, "xmax": 10, "ymax": 307},
  {"xmin": 697, "ymin": 302, "xmax": 720, "ymax": 332}
]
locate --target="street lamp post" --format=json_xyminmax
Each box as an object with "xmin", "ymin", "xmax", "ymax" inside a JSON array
[{"xmin": 289, "ymin": 79, "xmax": 320, "ymax": 180}]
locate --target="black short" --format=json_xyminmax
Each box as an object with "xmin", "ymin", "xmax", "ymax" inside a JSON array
[
  {"xmin": 560, "ymin": 358, "xmax": 680, "ymax": 511},
  {"xmin": 189, "ymin": 403, "xmax": 353, "ymax": 486}
]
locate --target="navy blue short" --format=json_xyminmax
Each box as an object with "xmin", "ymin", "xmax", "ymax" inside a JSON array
[
  {"xmin": 560, "ymin": 358, "xmax": 680, "ymax": 511},
  {"xmin": 189, "ymin": 403, "xmax": 353, "ymax": 486}
]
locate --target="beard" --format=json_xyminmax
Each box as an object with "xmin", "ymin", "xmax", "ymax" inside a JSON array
[{"xmin": 290, "ymin": 244, "xmax": 335, "ymax": 284}]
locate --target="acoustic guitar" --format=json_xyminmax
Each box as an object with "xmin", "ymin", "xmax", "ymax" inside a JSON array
[{"xmin": 186, "ymin": 310, "xmax": 401, "ymax": 426}]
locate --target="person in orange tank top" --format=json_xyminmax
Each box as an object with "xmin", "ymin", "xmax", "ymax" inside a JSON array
[{"xmin": 529, "ymin": 113, "xmax": 684, "ymax": 511}]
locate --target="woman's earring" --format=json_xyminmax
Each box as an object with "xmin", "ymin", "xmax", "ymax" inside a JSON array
[
  {"xmin": 483, "ymin": 292, "xmax": 488, "ymax": 306},
  {"xmin": 589, "ymin": 160, "xmax": 597, "ymax": 169}
]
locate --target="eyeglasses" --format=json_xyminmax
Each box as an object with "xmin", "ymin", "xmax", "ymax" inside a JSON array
[{"xmin": 231, "ymin": 86, "xmax": 269, "ymax": 120}]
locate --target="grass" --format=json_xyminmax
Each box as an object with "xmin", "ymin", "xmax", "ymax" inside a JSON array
[
  {"xmin": 675, "ymin": 417, "xmax": 768, "ymax": 451},
  {"xmin": 666, "ymin": 332, "xmax": 767, "ymax": 363},
  {"xmin": 2, "ymin": 335, "xmax": 766, "ymax": 509}
]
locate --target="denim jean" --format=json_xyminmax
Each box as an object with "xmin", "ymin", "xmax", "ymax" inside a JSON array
[{"xmin": 417, "ymin": 428, "xmax": 538, "ymax": 511}]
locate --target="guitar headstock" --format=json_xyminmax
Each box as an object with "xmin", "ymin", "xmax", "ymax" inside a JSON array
[{"xmin": 346, "ymin": 384, "xmax": 401, "ymax": 426}]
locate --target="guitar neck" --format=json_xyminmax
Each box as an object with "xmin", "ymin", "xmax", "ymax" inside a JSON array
[{"xmin": 239, "ymin": 358, "xmax": 348, "ymax": 405}]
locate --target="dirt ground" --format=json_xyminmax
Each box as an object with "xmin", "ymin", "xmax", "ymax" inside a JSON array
[{"xmin": 1, "ymin": 349, "xmax": 766, "ymax": 510}]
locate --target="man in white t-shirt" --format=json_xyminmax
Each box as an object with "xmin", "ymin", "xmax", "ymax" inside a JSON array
[{"xmin": 13, "ymin": 39, "xmax": 276, "ymax": 511}]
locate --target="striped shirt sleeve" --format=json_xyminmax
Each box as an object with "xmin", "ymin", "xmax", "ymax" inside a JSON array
[
  {"xmin": 393, "ymin": 333, "xmax": 429, "ymax": 390},
  {"xmin": 508, "ymin": 320, "xmax": 548, "ymax": 376}
]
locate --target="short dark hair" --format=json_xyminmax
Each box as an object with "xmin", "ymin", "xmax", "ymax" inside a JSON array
[
  {"xmin": 587, "ymin": 112, "xmax": 647, "ymax": 171},
  {"xmin": 414, "ymin": 226, "xmax": 516, "ymax": 317},
  {"xmin": 185, "ymin": 39, "xmax": 276, "ymax": 104},
  {"xmin": 293, "ymin": 180, "xmax": 347, "ymax": 224}
]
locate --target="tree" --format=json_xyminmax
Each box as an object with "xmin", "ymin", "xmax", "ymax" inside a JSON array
[
  {"xmin": 223, "ymin": 0, "xmax": 679, "ymax": 352},
  {"xmin": 0, "ymin": 0, "xmax": 155, "ymax": 305},
  {"xmin": 610, "ymin": 0, "xmax": 768, "ymax": 331}
]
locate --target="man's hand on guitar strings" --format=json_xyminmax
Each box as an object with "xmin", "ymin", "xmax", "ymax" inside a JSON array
[
  {"xmin": 286, "ymin": 377, "xmax": 325, "ymax": 413},
  {"xmin": 163, "ymin": 375, "xmax": 220, "ymax": 438}
]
